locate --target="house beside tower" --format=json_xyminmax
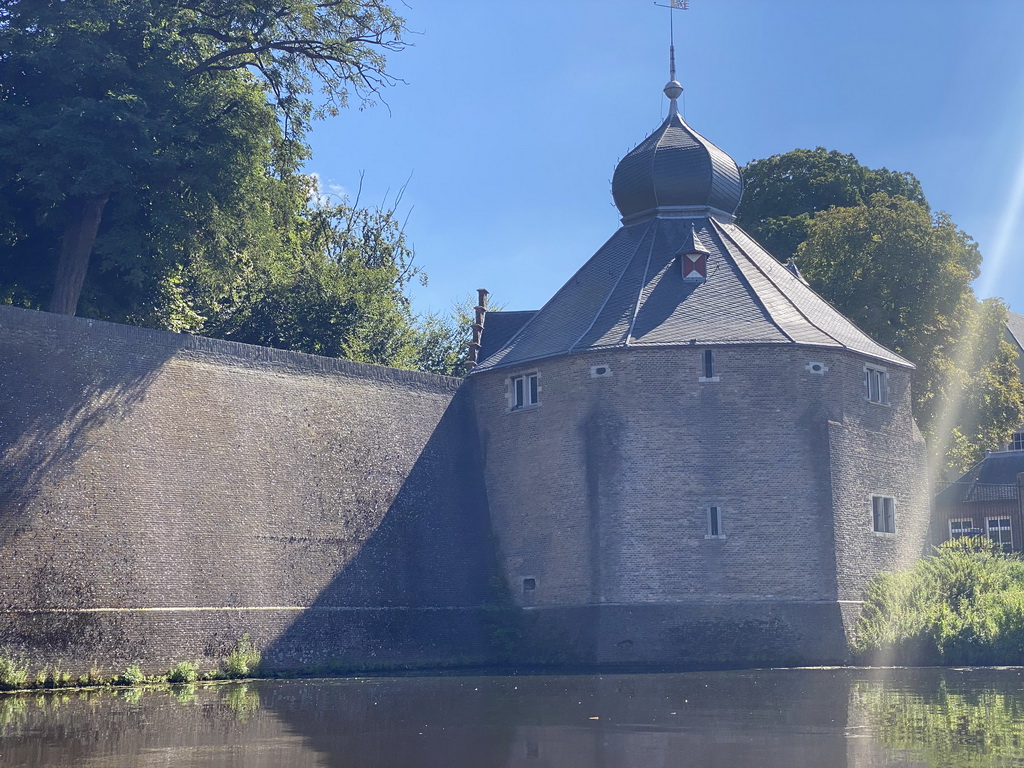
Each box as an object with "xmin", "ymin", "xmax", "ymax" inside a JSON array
[{"xmin": 467, "ymin": 76, "xmax": 930, "ymax": 665}]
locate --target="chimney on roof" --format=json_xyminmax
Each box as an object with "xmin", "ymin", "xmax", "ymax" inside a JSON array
[{"xmin": 466, "ymin": 288, "xmax": 489, "ymax": 369}]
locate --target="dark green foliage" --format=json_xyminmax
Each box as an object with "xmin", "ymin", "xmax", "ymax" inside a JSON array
[
  {"xmin": 0, "ymin": 0, "xmax": 407, "ymax": 316},
  {"xmin": 222, "ymin": 635, "xmax": 261, "ymax": 679},
  {"xmin": 412, "ymin": 295, "xmax": 488, "ymax": 376},
  {"xmin": 736, "ymin": 147, "xmax": 926, "ymax": 264},
  {"xmin": 166, "ymin": 661, "xmax": 199, "ymax": 684},
  {"xmin": 0, "ymin": 651, "xmax": 29, "ymax": 691},
  {"xmin": 854, "ymin": 539, "xmax": 1024, "ymax": 665},
  {"xmin": 738, "ymin": 147, "xmax": 1024, "ymax": 472},
  {"xmin": 117, "ymin": 666, "xmax": 147, "ymax": 686}
]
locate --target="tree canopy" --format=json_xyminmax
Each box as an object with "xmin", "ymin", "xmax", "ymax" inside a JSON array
[
  {"xmin": 0, "ymin": 0, "xmax": 478, "ymax": 373},
  {"xmin": 793, "ymin": 190, "xmax": 1023, "ymax": 473},
  {"xmin": 738, "ymin": 148, "xmax": 1024, "ymax": 472},
  {"xmin": 736, "ymin": 147, "xmax": 926, "ymax": 264},
  {"xmin": 0, "ymin": 0, "xmax": 406, "ymax": 316}
]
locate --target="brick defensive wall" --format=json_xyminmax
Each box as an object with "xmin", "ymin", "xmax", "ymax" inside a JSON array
[{"xmin": 0, "ymin": 305, "xmax": 497, "ymax": 672}]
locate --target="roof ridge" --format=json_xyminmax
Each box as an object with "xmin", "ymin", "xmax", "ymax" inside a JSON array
[
  {"xmin": 568, "ymin": 220, "xmax": 656, "ymax": 354},
  {"xmin": 712, "ymin": 219, "xmax": 826, "ymax": 347},
  {"xmin": 715, "ymin": 220, "xmax": 914, "ymax": 368},
  {"xmin": 625, "ymin": 223, "xmax": 661, "ymax": 346}
]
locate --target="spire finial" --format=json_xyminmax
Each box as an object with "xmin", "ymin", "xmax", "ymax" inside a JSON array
[{"xmin": 654, "ymin": 1, "xmax": 688, "ymax": 109}]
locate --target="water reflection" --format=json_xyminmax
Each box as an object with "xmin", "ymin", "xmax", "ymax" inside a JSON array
[
  {"xmin": 2, "ymin": 669, "xmax": 1024, "ymax": 767},
  {"xmin": 853, "ymin": 668, "xmax": 1024, "ymax": 767}
]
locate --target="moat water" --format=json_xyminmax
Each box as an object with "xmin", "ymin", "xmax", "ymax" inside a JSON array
[{"xmin": 1, "ymin": 667, "xmax": 1023, "ymax": 767}]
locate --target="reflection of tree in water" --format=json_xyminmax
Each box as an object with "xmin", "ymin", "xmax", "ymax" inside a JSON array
[
  {"xmin": 221, "ymin": 683, "xmax": 261, "ymax": 723},
  {"xmin": 854, "ymin": 677, "xmax": 1024, "ymax": 767}
]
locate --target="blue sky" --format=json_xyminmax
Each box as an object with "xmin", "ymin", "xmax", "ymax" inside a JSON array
[{"xmin": 306, "ymin": 0, "xmax": 1024, "ymax": 318}]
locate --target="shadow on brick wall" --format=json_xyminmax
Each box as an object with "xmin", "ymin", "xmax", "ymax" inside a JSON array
[
  {"xmin": 0, "ymin": 307, "xmax": 181, "ymax": 545},
  {"xmin": 262, "ymin": 388, "xmax": 502, "ymax": 669}
]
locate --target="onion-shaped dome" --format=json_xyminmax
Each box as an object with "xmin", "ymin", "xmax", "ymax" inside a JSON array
[{"xmin": 612, "ymin": 81, "xmax": 742, "ymax": 222}]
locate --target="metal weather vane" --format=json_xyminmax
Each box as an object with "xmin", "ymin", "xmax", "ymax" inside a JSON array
[
  {"xmin": 653, "ymin": 0, "xmax": 690, "ymax": 106},
  {"xmin": 653, "ymin": 0, "xmax": 690, "ymax": 80}
]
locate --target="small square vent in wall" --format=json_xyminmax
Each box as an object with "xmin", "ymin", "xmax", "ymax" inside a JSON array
[
  {"xmin": 805, "ymin": 361, "xmax": 828, "ymax": 375},
  {"xmin": 590, "ymin": 365, "xmax": 612, "ymax": 378}
]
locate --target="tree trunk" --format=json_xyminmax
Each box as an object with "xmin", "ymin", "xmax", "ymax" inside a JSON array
[{"xmin": 48, "ymin": 193, "xmax": 110, "ymax": 316}]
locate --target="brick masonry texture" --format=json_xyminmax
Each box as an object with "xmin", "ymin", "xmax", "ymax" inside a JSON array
[
  {"xmin": 470, "ymin": 343, "xmax": 929, "ymax": 662},
  {"xmin": 0, "ymin": 304, "xmax": 930, "ymax": 671},
  {"xmin": 0, "ymin": 305, "xmax": 496, "ymax": 671}
]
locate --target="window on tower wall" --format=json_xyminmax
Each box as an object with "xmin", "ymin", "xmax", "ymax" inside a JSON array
[
  {"xmin": 872, "ymin": 495, "xmax": 895, "ymax": 534},
  {"xmin": 865, "ymin": 364, "xmax": 889, "ymax": 405},
  {"xmin": 699, "ymin": 350, "xmax": 719, "ymax": 382},
  {"xmin": 1011, "ymin": 432, "xmax": 1024, "ymax": 451},
  {"xmin": 705, "ymin": 506, "xmax": 724, "ymax": 539},
  {"xmin": 509, "ymin": 372, "xmax": 540, "ymax": 410}
]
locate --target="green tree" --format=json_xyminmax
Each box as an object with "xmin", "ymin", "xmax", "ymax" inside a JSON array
[
  {"xmin": 411, "ymin": 294, "xmax": 494, "ymax": 377},
  {"xmin": 736, "ymin": 147, "xmax": 926, "ymax": 263},
  {"xmin": 0, "ymin": 0, "xmax": 406, "ymax": 316},
  {"xmin": 196, "ymin": 193, "xmax": 425, "ymax": 368},
  {"xmin": 796, "ymin": 193, "xmax": 1024, "ymax": 471}
]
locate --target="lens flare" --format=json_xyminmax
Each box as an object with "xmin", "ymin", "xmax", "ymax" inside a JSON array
[{"xmin": 928, "ymin": 139, "xmax": 1024, "ymax": 477}]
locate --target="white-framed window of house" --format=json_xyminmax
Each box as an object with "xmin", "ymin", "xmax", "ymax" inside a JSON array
[
  {"xmin": 865, "ymin": 364, "xmax": 889, "ymax": 405},
  {"xmin": 705, "ymin": 505, "xmax": 725, "ymax": 539},
  {"xmin": 1011, "ymin": 431, "xmax": 1024, "ymax": 452},
  {"xmin": 509, "ymin": 372, "xmax": 540, "ymax": 410},
  {"xmin": 872, "ymin": 495, "xmax": 896, "ymax": 534},
  {"xmin": 987, "ymin": 517, "xmax": 1013, "ymax": 553},
  {"xmin": 949, "ymin": 519, "xmax": 977, "ymax": 539},
  {"xmin": 699, "ymin": 349, "xmax": 720, "ymax": 382}
]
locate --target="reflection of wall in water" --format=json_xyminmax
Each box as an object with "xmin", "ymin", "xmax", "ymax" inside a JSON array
[{"xmin": 0, "ymin": 685, "xmax": 325, "ymax": 768}]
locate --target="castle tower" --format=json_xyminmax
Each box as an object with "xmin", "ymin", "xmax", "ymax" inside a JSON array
[{"xmin": 468, "ymin": 78, "xmax": 929, "ymax": 665}]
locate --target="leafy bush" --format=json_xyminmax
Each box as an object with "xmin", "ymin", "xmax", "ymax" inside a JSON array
[
  {"xmin": 854, "ymin": 539, "xmax": 1024, "ymax": 664},
  {"xmin": 166, "ymin": 661, "xmax": 199, "ymax": 684},
  {"xmin": 223, "ymin": 635, "xmax": 261, "ymax": 679},
  {"xmin": 35, "ymin": 664, "xmax": 72, "ymax": 689},
  {"xmin": 118, "ymin": 665, "xmax": 147, "ymax": 686},
  {"xmin": 0, "ymin": 652, "xmax": 28, "ymax": 691}
]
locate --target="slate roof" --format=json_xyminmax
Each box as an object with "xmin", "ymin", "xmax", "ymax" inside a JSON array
[
  {"xmin": 1007, "ymin": 311, "xmax": 1024, "ymax": 376},
  {"xmin": 936, "ymin": 451, "xmax": 1024, "ymax": 505},
  {"xmin": 1008, "ymin": 311, "xmax": 1024, "ymax": 348},
  {"xmin": 474, "ymin": 215, "xmax": 912, "ymax": 372},
  {"xmin": 478, "ymin": 310, "xmax": 537, "ymax": 363},
  {"xmin": 473, "ymin": 83, "xmax": 911, "ymax": 374},
  {"xmin": 612, "ymin": 110, "xmax": 742, "ymax": 221}
]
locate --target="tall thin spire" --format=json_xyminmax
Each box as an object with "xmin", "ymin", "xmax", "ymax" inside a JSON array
[{"xmin": 655, "ymin": 1, "xmax": 688, "ymax": 111}]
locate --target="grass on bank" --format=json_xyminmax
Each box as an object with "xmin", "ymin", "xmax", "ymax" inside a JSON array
[
  {"xmin": 854, "ymin": 538, "xmax": 1024, "ymax": 665},
  {"xmin": 0, "ymin": 634, "xmax": 261, "ymax": 693}
]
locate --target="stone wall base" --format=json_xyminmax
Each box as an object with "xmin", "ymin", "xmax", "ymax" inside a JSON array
[
  {"xmin": 0, "ymin": 600, "xmax": 859, "ymax": 675},
  {"xmin": 516, "ymin": 601, "xmax": 854, "ymax": 667},
  {"xmin": 0, "ymin": 607, "xmax": 497, "ymax": 675}
]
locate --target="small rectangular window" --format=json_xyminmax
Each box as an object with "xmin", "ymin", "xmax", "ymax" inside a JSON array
[
  {"xmin": 987, "ymin": 518, "xmax": 1013, "ymax": 553},
  {"xmin": 699, "ymin": 350, "xmax": 719, "ymax": 382},
  {"xmin": 872, "ymin": 495, "xmax": 895, "ymax": 534},
  {"xmin": 949, "ymin": 519, "xmax": 977, "ymax": 539},
  {"xmin": 706, "ymin": 506, "xmax": 723, "ymax": 538},
  {"xmin": 510, "ymin": 373, "xmax": 540, "ymax": 410},
  {"xmin": 865, "ymin": 365, "xmax": 889, "ymax": 405},
  {"xmin": 1011, "ymin": 432, "xmax": 1024, "ymax": 451}
]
